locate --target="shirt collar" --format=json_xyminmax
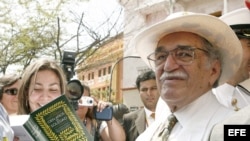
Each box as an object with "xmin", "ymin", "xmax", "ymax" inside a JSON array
[
  {"xmin": 144, "ymin": 107, "xmax": 154, "ymax": 118},
  {"xmin": 174, "ymin": 90, "xmax": 213, "ymax": 127}
]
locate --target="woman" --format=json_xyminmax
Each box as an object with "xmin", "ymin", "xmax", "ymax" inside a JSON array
[
  {"xmin": 17, "ymin": 58, "xmax": 67, "ymax": 114},
  {"xmin": 18, "ymin": 58, "xmax": 125, "ymax": 141},
  {"xmin": 0, "ymin": 74, "xmax": 21, "ymax": 115},
  {"xmin": 77, "ymin": 83, "xmax": 126, "ymax": 141}
]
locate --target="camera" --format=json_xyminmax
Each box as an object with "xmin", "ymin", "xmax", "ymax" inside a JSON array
[
  {"xmin": 65, "ymin": 79, "xmax": 83, "ymax": 110},
  {"xmin": 66, "ymin": 79, "xmax": 113, "ymax": 120},
  {"xmin": 78, "ymin": 96, "xmax": 94, "ymax": 107},
  {"xmin": 61, "ymin": 51, "xmax": 112, "ymax": 120},
  {"xmin": 61, "ymin": 50, "xmax": 77, "ymax": 81},
  {"xmin": 61, "ymin": 50, "xmax": 84, "ymax": 110},
  {"xmin": 93, "ymin": 106, "xmax": 113, "ymax": 121}
]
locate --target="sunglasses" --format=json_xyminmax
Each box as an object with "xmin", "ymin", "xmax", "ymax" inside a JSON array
[{"xmin": 4, "ymin": 88, "xmax": 18, "ymax": 95}]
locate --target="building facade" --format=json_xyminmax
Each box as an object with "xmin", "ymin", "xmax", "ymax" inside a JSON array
[{"xmin": 76, "ymin": 34, "xmax": 124, "ymax": 103}]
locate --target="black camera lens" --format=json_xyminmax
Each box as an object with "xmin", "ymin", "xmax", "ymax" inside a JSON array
[
  {"xmin": 88, "ymin": 99, "xmax": 93, "ymax": 104},
  {"xmin": 66, "ymin": 80, "xmax": 83, "ymax": 100}
]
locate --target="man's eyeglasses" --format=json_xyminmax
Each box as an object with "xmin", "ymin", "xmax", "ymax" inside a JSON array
[
  {"xmin": 147, "ymin": 46, "xmax": 208, "ymax": 67},
  {"xmin": 4, "ymin": 88, "xmax": 18, "ymax": 96}
]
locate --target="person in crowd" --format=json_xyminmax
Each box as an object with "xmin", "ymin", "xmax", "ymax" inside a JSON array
[
  {"xmin": 17, "ymin": 58, "xmax": 125, "ymax": 141},
  {"xmin": 212, "ymin": 7, "xmax": 250, "ymax": 111},
  {"xmin": 134, "ymin": 11, "xmax": 242, "ymax": 141},
  {"xmin": 122, "ymin": 70, "xmax": 159, "ymax": 141},
  {"xmin": 0, "ymin": 74, "xmax": 21, "ymax": 115},
  {"xmin": 209, "ymin": 7, "xmax": 250, "ymax": 140},
  {"xmin": 76, "ymin": 82, "xmax": 126, "ymax": 141},
  {"xmin": 17, "ymin": 58, "xmax": 67, "ymax": 114},
  {"xmin": 77, "ymin": 83, "xmax": 91, "ymax": 122},
  {"xmin": 15, "ymin": 58, "xmax": 93, "ymax": 140},
  {"xmin": 155, "ymin": 6, "xmax": 250, "ymax": 123},
  {"xmin": 0, "ymin": 103, "xmax": 15, "ymax": 141}
]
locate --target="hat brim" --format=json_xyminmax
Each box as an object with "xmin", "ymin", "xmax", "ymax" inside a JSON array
[{"xmin": 134, "ymin": 13, "xmax": 242, "ymax": 85}]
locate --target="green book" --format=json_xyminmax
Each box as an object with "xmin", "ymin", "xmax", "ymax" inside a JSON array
[{"xmin": 10, "ymin": 95, "xmax": 93, "ymax": 141}]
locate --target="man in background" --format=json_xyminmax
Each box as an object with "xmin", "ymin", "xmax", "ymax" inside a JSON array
[
  {"xmin": 212, "ymin": 7, "xmax": 250, "ymax": 111},
  {"xmin": 123, "ymin": 70, "xmax": 159, "ymax": 141},
  {"xmin": 210, "ymin": 7, "xmax": 250, "ymax": 140}
]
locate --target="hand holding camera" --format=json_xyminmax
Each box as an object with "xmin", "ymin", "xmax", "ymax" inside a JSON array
[
  {"xmin": 94, "ymin": 100, "xmax": 113, "ymax": 121},
  {"xmin": 78, "ymin": 96, "xmax": 94, "ymax": 107},
  {"xmin": 78, "ymin": 96, "xmax": 113, "ymax": 121}
]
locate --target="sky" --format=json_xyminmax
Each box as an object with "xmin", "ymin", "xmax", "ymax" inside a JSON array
[
  {"xmin": 80, "ymin": 0, "xmax": 122, "ymax": 24},
  {"xmin": 5, "ymin": 0, "xmax": 124, "ymax": 74},
  {"xmin": 63, "ymin": 0, "xmax": 123, "ymax": 27},
  {"xmin": 62, "ymin": 0, "xmax": 124, "ymax": 50}
]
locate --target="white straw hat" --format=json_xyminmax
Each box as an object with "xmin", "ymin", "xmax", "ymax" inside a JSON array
[{"xmin": 134, "ymin": 11, "xmax": 242, "ymax": 85}]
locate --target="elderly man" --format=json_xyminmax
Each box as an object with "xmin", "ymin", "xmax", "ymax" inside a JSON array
[{"xmin": 134, "ymin": 11, "xmax": 242, "ymax": 141}]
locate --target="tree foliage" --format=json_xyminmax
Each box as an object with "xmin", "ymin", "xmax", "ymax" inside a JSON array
[{"xmin": 0, "ymin": 0, "xmax": 123, "ymax": 75}]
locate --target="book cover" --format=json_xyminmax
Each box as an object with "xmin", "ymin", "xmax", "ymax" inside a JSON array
[{"xmin": 10, "ymin": 95, "xmax": 93, "ymax": 141}]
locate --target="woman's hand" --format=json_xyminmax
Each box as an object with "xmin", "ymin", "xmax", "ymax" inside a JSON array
[
  {"xmin": 94, "ymin": 98, "xmax": 112, "ymax": 112},
  {"xmin": 93, "ymin": 97, "xmax": 112, "ymax": 112}
]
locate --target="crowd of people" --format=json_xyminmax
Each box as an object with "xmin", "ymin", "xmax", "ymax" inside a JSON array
[{"xmin": 0, "ymin": 4, "xmax": 250, "ymax": 141}]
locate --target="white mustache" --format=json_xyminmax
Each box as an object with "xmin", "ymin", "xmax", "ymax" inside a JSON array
[{"xmin": 160, "ymin": 71, "xmax": 188, "ymax": 81}]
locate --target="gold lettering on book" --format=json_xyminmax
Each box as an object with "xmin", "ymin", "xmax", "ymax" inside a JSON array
[{"xmin": 34, "ymin": 100, "xmax": 87, "ymax": 140}]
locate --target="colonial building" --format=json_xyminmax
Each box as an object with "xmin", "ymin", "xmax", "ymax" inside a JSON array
[{"xmin": 76, "ymin": 33, "xmax": 124, "ymax": 103}]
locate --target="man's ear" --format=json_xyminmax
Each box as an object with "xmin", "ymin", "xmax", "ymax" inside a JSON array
[{"xmin": 209, "ymin": 60, "xmax": 221, "ymax": 86}]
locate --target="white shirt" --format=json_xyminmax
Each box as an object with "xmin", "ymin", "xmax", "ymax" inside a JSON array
[
  {"xmin": 213, "ymin": 82, "xmax": 250, "ymax": 110},
  {"xmin": 144, "ymin": 108, "xmax": 155, "ymax": 127},
  {"xmin": 155, "ymin": 97, "xmax": 168, "ymax": 122},
  {"xmin": 136, "ymin": 91, "xmax": 235, "ymax": 141}
]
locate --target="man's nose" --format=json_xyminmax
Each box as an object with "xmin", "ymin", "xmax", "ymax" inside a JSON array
[{"xmin": 163, "ymin": 54, "xmax": 179, "ymax": 71}]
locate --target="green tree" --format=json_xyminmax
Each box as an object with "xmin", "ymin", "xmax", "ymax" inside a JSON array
[{"xmin": 0, "ymin": 0, "xmax": 123, "ymax": 75}]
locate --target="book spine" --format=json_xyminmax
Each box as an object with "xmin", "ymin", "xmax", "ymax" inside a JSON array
[{"xmin": 23, "ymin": 116, "xmax": 48, "ymax": 140}]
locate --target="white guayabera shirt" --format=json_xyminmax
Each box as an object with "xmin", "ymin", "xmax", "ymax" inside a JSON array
[{"xmin": 136, "ymin": 91, "xmax": 235, "ymax": 141}]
